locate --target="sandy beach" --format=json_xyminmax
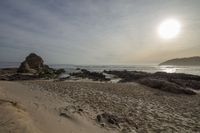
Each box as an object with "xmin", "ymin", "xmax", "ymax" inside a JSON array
[
  {"xmin": 1, "ymin": 0, "xmax": 200, "ymax": 132},
  {"xmin": 0, "ymin": 81, "xmax": 114, "ymax": 133},
  {"xmin": 1, "ymin": 80, "xmax": 200, "ymax": 133}
]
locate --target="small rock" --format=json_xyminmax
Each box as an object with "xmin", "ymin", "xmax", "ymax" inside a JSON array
[
  {"xmin": 97, "ymin": 114, "xmax": 102, "ymax": 122},
  {"xmin": 96, "ymin": 112, "xmax": 120, "ymax": 128},
  {"xmin": 100, "ymin": 123, "xmax": 105, "ymax": 127},
  {"xmin": 78, "ymin": 108, "xmax": 83, "ymax": 112}
]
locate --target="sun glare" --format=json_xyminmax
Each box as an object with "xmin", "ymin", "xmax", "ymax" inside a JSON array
[{"xmin": 158, "ymin": 18, "xmax": 181, "ymax": 39}]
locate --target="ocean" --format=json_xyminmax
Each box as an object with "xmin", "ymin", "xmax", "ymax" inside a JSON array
[
  {"xmin": 0, "ymin": 62, "xmax": 200, "ymax": 76},
  {"xmin": 50, "ymin": 64, "xmax": 200, "ymax": 76}
]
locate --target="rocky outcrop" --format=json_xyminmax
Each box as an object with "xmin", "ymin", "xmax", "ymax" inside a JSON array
[
  {"xmin": 104, "ymin": 70, "xmax": 200, "ymax": 95},
  {"xmin": 159, "ymin": 56, "xmax": 200, "ymax": 66},
  {"xmin": 104, "ymin": 70, "xmax": 151, "ymax": 82},
  {"xmin": 138, "ymin": 78, "xmax": 196, "ymax": 95},
  {"xmin": 0, "ymin": 53, "xmax": 66, "ymax": 80},
  {"xmin": 17, "ymin": 53, "xmax": 44, "ymax": 73},
  {"xmin": 0, "ymin": 73, "xmax": 39, "ymax": 81},
  {"xmin": 70, "ymin": 69, "xmax": 110, "ymax": 81},
  {"xmin": 0, "ymin": 68, "xmax": 17, "ymax": 75}
]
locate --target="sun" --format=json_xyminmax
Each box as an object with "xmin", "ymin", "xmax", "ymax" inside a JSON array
[{"xmin": 158, "ymin": 18, "xmax": 181, "ymax": 39}]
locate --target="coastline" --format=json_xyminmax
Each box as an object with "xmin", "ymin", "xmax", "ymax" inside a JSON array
[{"xmin": 1, "ymin": 58, "xmax": 200, "ymax": 133}]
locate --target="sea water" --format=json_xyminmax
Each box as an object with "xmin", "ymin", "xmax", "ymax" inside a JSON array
[
  {"xmin": 49, "ymin": 64, "xmax": 200, "ymax": 76},
  {"xmin": 0, "ymin": 62, "xmax": 200, "ymax": 76}
]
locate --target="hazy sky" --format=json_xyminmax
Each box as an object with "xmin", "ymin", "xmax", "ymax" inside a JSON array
[{"xmin": 0, "ymin": 0, "xmax": 200, "ymax": 65}]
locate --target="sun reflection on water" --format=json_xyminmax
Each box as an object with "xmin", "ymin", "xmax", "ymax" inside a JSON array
[{"xmin": 160, "ymin": 66, "xmax": 177, "ymax": 73}]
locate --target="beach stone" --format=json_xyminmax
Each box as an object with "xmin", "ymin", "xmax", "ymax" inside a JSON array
[
  {"xmin": 96, "ymin": 112, "xmax": 120, "ymax": 128},
  {"xmin": 97, "ymin": 114, "xmax": 102, "ymax": 122},
  {"xmin": 100, "ymin": 123, "xmax": 105, "ymax": 127}
]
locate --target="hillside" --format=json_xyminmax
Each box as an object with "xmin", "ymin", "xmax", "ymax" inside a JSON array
[{"xmin": 159, "ymin": 56, "xmax": 200, "ymax": 66}]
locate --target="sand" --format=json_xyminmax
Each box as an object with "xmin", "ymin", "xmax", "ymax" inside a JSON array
[
  {"xmin": 0, "ymin": 81, "xmax": 113, "ymax": 133},
  {"xmin": 0, "ymin": 80, "xmax": 200, "ymax": 133}
]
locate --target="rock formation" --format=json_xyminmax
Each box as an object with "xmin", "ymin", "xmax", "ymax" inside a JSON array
[
  {"xmin": 17, "ymin": 53, "xmax": 44, "ymax": 73},
  {"xmin": 16, "ymin": 53, "xmax": 65, "ymax": 79},
  {"xmin": 104, "ymin": 70, "xmax": 200, "ymax": 95},
  {"xmin": 0, "ymin": 53, "xmax": 65, "ymax": 80},
  {"xmin": 70, "ymin": 69, "xmax": 110, "ymax": 81}
]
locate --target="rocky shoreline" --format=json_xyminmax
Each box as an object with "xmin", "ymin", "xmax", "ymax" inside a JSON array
[
  {"xmin": 1, "ymin": 67, "xmax": 200, "ymax": 95},
  {"xmin": 0, "ymin": 53, "xmax": 65, "ymax": 81},
  {"xmin": 104, "ymin": 70, "xmax": 200, "ymax": 95},
  {"xmin": 1, "ymin": 53, "xmax": 199, "ymax": 95},
  {"xmin": 68, "ymin": 69, "xmax": 200, "ymax": 95},
  {"xmin": 1, "ymin": 53, "xmax": 200, "ymax": 132}
]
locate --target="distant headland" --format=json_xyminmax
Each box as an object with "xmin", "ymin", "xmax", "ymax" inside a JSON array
[{"xmin": 159, "ymin": 56, "xmax": 200, "ymax": 66}]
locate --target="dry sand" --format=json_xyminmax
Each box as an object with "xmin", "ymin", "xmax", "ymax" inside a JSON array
[
  {"xmin": 0, "ymin": 81, "xmax": 113, "ymax": 133},
  {"xmin": 0, "ymin": 80, "xmax": 200, "ymax": 133}
]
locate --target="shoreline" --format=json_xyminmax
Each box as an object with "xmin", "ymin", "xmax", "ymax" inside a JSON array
[
  {"xmin": 1, "ymin": 65, "xmax": 200, "ymax": 132},
  {"xmin": 1, "ymin": 68, "xmax": 200, "ymax": 95}
]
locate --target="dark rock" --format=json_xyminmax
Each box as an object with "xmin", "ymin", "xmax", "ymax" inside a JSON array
[
  {"xmin": 104, "ymin": 70, "xmax": 150, "ymax": 82},
  {"xmin": 108, "ymin": 117, "xmax": 116, "ymax": 124},
  {"xmin": 70, "ymin": 69, "xmax": 110, "ymax": 81},
  {"xmin": 18, "ymin": 53, "xmax": 44, "ymax": 73},
  {"xmin": 100, "ymin": 123, "xmax": 105, "ymax": 127},
  {"xmin": 78, "ymin": 108, "xmax": 83, "ymax": 112},
  {"xmin": 38, "ymin": 67, "xmax": 55, "ymax": 78},
  {"xmin": 55, "ymin": 68, "xmax": 66, "ymax": 75},
  {"xmin": 138, "ymin": 78, "xmax": 196, "ymax": 95},
  {"xmin": 0, "ymin": 73, "xmax": 39, "ymax": 81},
  {"xmin": 152, "ymin": 72, "xmax": 200, "ymax": 81},
  {"xmin": 76, "ymin": 68, "xmax": 81, "ymax": 70},
  {"xmin": 60, "ymin": 112, "xmax": 72, "ymax": 119},
  {"xmin": 96, "ymin": 112, "xmax": 120, "ymax": 128},
  {"xmin": 97, "ymin": 114, "xmax": 102, "ymax": 122},
  {"xmin": 170, "ymin": 79, "xmax": 200, "ymax": 90},
  {"xmin": 16, "ymin": 53, "xmax": 65, "ymax": 79},
  {"xmin": 104, "ymin": 70, "xmax": 200, "ymax": 94},
  {"xmin": 0, "ymin": 68, "xmax": 18, "ymax": 75}
]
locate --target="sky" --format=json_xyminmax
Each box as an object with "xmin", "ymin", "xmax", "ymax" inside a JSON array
[{"xmin": 0, "ymin": 0, "xmax": 200, "ymax": 65}]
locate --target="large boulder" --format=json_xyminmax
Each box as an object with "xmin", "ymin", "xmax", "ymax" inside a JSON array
[
  {"xmin": 17, "ymin": 53, "xmax": 44, "ymax": 73},
  {"xmin": 17, "ymin": 53, "xmax": 65, "ymax": 79}
]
